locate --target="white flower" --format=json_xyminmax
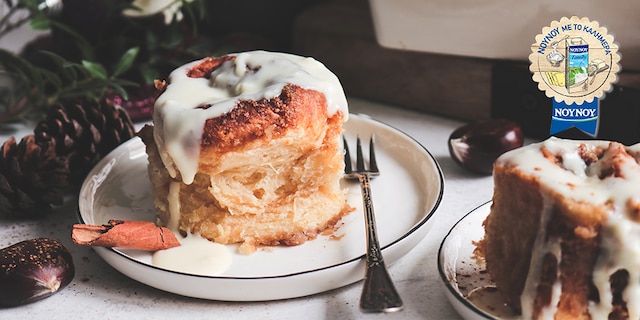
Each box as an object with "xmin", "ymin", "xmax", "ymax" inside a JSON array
[{"xmin": 123, "ymin": 0, "xmax": 194, "ymax": 25}]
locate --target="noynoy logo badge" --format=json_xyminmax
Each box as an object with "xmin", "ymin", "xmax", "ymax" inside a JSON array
[{"xmin": 529, "ymin": 16, "xmax": 620, "ymax": 137}]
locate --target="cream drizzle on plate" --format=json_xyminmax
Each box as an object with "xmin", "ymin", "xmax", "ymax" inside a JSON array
[
  {"xmin": 151, "ymin": 180, "xmax": 232, "ymax": 276},
  {"xmin": 152, "ymin": 234, "xmax": 231, "ymax": 277}
]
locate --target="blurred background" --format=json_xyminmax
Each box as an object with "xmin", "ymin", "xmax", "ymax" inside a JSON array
[{"xmin": 2, "ymin": 0, "xmax": 640, "ymax": 142}]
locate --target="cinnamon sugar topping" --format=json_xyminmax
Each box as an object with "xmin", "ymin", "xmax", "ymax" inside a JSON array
[{"xmin": 152, "ymin": 51, "xmax": 348, "ymax": 184}]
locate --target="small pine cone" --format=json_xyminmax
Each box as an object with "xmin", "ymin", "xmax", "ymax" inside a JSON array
[
  {"xmin": 0, "ymin": 135, "xmax": 70, "ymax": 218},
  {"xmin": 34, "ymin": 97, "xmax": 136, "ymax": 185}
]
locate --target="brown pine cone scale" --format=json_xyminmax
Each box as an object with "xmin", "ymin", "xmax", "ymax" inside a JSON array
[
  {"xmin": 34, "ymin": 98, "xmax": 136, "ymax": 186},
  {"xmin": 0, "ymin": 97, "xmax": 136, "ymax": 218},
  {"xmin": 0, "ymin": 135, "xmax": 69, "ymax": 218}
]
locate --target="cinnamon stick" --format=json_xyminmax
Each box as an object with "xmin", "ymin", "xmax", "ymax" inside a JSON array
[{"xmin": 72, "ymin": 220, "xmax": 180, "ymax": 251}]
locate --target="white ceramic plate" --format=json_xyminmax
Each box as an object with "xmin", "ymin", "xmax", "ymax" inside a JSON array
[
  {"xmin": 77, "ymin": 113, "xmax": 444, "ymax": 301},
  {"xmin": 438, "ymin": 201, "xmax": 519, "ymax": 320}
]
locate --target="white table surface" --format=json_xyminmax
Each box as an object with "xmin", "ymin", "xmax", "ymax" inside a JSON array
[{"xmin": 0, "ymin": 96, "xmax": 497, "ymax": 319}]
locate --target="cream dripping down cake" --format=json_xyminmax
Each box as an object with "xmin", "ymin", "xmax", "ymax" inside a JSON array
[
  {"xmin": 138, "ymin": 50, "xmax": 351, "ymax": 254},
  {"xmin": 477, "ymin": 137, "xmax": 640, "ymax": 320}
]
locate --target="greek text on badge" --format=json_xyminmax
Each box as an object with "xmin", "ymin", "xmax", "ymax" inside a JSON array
[{"xmin": 529, "ymin": 16, "xmax": 620, "ymax": 136}]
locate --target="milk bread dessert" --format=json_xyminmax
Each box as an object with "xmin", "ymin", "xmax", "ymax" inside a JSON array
[
  {"xmin": 477, "ymin": 137, "xmax": 640, "ymax": 319},
  {"xmin": 139, "ymin": 51, "xmax": 351, "ymax": 254}
]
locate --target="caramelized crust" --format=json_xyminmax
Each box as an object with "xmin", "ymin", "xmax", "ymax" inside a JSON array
[
  {"xmin": 200, "ymin": 84, "xmax": 327, "ymax": 155},
  {"xmin": 141, "ymin": 54, "xmax": 351, "ymax": 254},
  {"xmin": 186, "ymin": 55, "xmax": 234, "ymax": 78}
]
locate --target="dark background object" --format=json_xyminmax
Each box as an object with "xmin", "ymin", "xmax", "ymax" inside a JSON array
[
  {"xmin": 293, "ymin": 0, "xmax": 640, "ymax": 146},
  {"xmin": 491, "ymin": 62, "xmax": 640, "ymax": 145}
]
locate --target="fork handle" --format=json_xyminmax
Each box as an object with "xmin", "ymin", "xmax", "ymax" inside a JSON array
[{"xmin": 358, "ymin": 173, "xmax": 404, "ymax": 313}]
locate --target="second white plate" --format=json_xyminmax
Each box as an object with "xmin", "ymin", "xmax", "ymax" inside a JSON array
[
  {"xmin": 77, "ymin": 113, "xmax": 444, "ymax": 301},
  {"xmin": 438, "ymin": 201, "xmax": 519, "ymax": 319}
]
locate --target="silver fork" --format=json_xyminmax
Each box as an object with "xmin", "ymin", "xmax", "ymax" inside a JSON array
[{"xmin": 343, "ymin": 135, "xmax": 404, "ymax": 313}]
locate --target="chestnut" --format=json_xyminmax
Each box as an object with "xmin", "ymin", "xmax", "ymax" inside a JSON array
[
  {"xmin": 0, "ymin": 238, "xmax": 75, "ymax": 307},
  {"xmin": 448, "ymin": 119, "xmax": 524, "ymax": 175}
]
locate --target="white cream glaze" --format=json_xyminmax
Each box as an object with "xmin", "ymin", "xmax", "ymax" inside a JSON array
[
  {"xmin": 166, "ymin": 181, "xmax": 181, "ymax": 231},
  {"xmin": 543, "ymin": 273, "xmax": 562, "ymax": 319},
  {"xmin": 153, "ymin": 50, "xmax": 349, "ymax": 184},
  {"xmin": 152, "ymin": 233, "xmax": 232, "ymax": 276},
  {"xmin": 520, "ymin": 193, "xmax": 562, "ymax": 319},
  {"xmin": 590, "ymin": 215, "xmax": 640, "ymax": 320},
  {"xmin": 153, "ymin": 181, "xmax": 232, "ymax": 276},
  {"xmin": 495, "ymin": 137, "xmax": 640, "ymax": 319}
]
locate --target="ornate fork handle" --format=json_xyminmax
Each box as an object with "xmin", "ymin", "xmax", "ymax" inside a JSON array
[
  {"xmin": 343, "ymin": 136, "xmax": 403, "ymax": 312},
  {"xmin": 358, "ymin": 172, "xmax": 404, "ymax": 313}
]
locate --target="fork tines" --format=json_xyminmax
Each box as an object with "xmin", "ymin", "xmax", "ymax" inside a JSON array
[
  {"xmin": 343, "ymin": 137, "xmax": 354, "ymax": 175},
  {"xmin": 344, "ymin": 135, "xmax": 379, "ymax": 176}
]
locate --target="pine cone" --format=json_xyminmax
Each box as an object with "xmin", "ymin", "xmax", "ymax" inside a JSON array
[
  {"xmin": 0, "ymin": 135, "xmax": 69, "ymax": 218},
  {"xmin": 34, "ymin": 97, "xmax": 136, "ymax": 185}
]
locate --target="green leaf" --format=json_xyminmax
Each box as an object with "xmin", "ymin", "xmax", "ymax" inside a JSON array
[
  {"xmin": 107, "ymin": 79, "xmax": 140, "ymax": 101},
  {"xmin": 0, "ymin": 49, "xmax": 46, "ymax": 100},
  {"xmin": 39, "ymin": 51, "xmax": 79, "ymax": 81},
  {"xmin": 138, "ymin": 64, "xmax": 160, "ymax": 85},
  {"xmin": 110, "ymin": 84, "xmax": 129, "ymax": 101},
  {"xmin": 61, "ymin": 63, "xmax": 79, "ymax": 80},
  {"xmin": 28, "ymin": 15, "xmax": 50, "ymax": 30},
  {"xmin": 48, "ymin": 20, "xmax": 95, "ymax": 61},
  {"xmin": 39, "ymin": 68, "xmax": 62, "ymax": 91},
  {"xmin": 16, "ymin": 0, "xmax": 42, "ymax": 10},
  {"xmin": 81, "ymin": 60, "xmax": 108, "ymax": 80},
  {"xmin": 111, "ymin": 78, "xmax": 140, "ymax": 88},
  {"xmin": 112, "ymin": 47, "xmax": 140, "ymax": 78},
  {"xmin": 58, "ymin": 79, "xmax": 109, "ymax": 98},
  {"xmin": 38, "ymin": 50, "xmax": 65, "ymax": 65},
  {"xmin": 57, "ymin": 76, "xmax": 138, "ymax": 101}
]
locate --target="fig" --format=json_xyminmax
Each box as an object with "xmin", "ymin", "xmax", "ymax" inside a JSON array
[
  {"xmin": 0, "ymin": 238, "xmax": 75, "ymax": 307},
  {"xmin": 448, "ymin": 119, "xmax": 524, "ymax": 175}
]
